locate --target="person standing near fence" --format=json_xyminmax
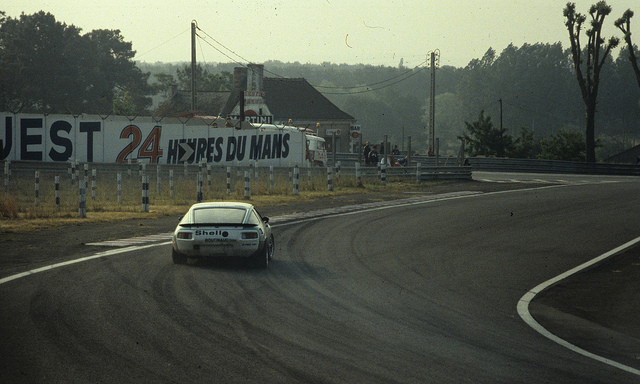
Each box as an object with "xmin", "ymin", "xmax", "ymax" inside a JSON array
[
  {"xmin": 368, "ymin": 145, "xmax": 379, "ymax": 166},
  {"xmin": 363, "ymin": 141, "xmax": 372, "ymax": 166}
]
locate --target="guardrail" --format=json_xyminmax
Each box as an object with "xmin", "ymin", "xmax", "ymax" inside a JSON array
[
  {"xmin": 330, "ymin": 153, "xmax": 640, "ymax": 176},
  {"xmin": 357, "ymin": 165, "xmax": 472, "ymax": 181}
]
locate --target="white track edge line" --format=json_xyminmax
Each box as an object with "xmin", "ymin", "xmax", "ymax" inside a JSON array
[
  {"xmin": 517, "ymin": 236, "xmax": 640, "ymax": 376},
  {"xmin": 0, "ymin": 242, "xmax": 172, "ymax": 285},
  {"xmin": 0, "ymin": 185, "xmax": 562, "ymax": 285},
  {"xmin": 5, "ymin": 183, "xmax": 638, "ymax": 373}
]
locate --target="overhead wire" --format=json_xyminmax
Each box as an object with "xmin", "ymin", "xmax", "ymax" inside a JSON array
[
  {"xmin": 135, "ymin": 28, "xmax": 190, "ymax": 60},
  {"xmin": 193, "ymin": 24, "xmax": 431, "ymax": 95},
  {"xmin": 319, "ymin": 64, "xmax": 430, "ymax": 95}
]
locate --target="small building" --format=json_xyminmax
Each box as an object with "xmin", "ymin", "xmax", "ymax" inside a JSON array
[
  {"xmin": 604, "ymin": 144, "xmax": 640, "ymax": 165},
  {"xmin": 159, "ymin": 64, "xmax": 360, "ymax": 153},
  {"xmin": 221, "ymin": 64, "xmax": 358, "ymax": 153}
]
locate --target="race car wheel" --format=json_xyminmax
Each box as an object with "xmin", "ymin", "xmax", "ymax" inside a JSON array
[
  {"xmin": 253, "ymin": 235, "xmax": 273, "ymax": 269},
  {"xmin": 172, "ymin": 248, "xmax": 188, "ymax": 265}
]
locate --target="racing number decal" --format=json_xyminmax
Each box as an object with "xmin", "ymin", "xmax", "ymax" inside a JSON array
[
  {"xmin": 116, "ymin": 125, "xmax": 163, "ymax": 163},
  {"xmin": 138, "ymin": 126, "xmax": 163, "ymax": 163},
  {"xmin": 116, "ymin": 125, "xmax": 140, "ymax": 163}
]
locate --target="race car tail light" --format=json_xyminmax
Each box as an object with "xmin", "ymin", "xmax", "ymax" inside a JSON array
[
  {"xmin": 241, "ymin": 232, "xmax": 259, "ymax": 239},
  {"xmin": 177, "ymin": 232, "xmax": 193, "ymax": 239}
]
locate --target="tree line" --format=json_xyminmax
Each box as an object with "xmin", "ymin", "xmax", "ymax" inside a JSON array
[{"xmin": 1, "ymin": 4, "xmax": 639, "ymax": 162}]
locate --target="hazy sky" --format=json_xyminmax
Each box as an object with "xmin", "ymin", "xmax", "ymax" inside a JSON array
[{"xmin": 5, "ymin": 1, "xmax": 635, "ymax": 68}]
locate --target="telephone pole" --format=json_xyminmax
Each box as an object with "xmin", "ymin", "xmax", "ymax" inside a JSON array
[
  {"xmin": 191, "ymin": 20, "xmax": 197, "ymax": 111},
  {"xmin": 428, "ymin": 50, "xmax": 440, "ymax": 155}
]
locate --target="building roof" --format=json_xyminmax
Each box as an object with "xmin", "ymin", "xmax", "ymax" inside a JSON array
[
  {"xmin": 604, "ymin": 144, "xmax": 640, "ymax": 164},
  {"xmin": 221, "ymin": 77, "xmax": 355, "ymax": 122},
  {"xmin": 263, "ymin": 78, "xmax": 355, "ymax": 121}
]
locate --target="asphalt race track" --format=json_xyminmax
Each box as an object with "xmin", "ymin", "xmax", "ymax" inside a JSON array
[{"xmin": 2, "ymin": 178, "xmax": 640, "ymax": 383}]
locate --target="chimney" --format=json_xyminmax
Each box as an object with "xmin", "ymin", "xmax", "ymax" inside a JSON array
[{"xmin": 247, "ymin": 64, "xmax": 264, "ymax": 92}]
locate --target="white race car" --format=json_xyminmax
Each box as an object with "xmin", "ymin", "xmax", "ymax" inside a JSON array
[{"xmin": 172, "ymin": 202, "xmax": 274, "ymax": 268}]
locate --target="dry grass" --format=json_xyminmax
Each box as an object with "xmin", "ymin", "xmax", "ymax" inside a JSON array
[{"xmin": 0, "ymin": 165, "xmax": 418, "ymax": 233}]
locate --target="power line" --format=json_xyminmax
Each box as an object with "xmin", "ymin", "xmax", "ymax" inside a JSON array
[
  {"xmin": 319, "ymin": 65, "xmax": 429, "ymax": 95},
  {"xmin": 193, "ymin": 23, "xmax": 430, "ymax": 95},
  {"xmin": 313, "ymin": 60, "xmax": 427, "ymax": 90},
  {"xmin": 135, "ymin": 28, "xmax": 190, "ymax": 60}
]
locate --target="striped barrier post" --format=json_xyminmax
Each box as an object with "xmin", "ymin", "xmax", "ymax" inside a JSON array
[
  {"xmin": 381, "ymin": 162, "xmax": 387, "ymax": 186},
  {"xmin": 78, "ymin": 178, "xmax": 86, "ymax": 218},
  {"xmin": 83, "ymin": 164, "xmax": 89, "ymax": 187},
  {"xmin": 207, "ymin": 164, "xmax": 212, "ymax": 190},
  {"xmin": 117, "ymin": 172, "xmax": 122, "ymax": 204},
  {"xmin": 197, "ymin": 172, "xmax": 203, "ymax": 203},
  {"xmin": 34, "ymin": 171, "xmax": 40, "ymax": 206},
  {"xmin": 416, "ymin": 162, "xmax": 422, "ymax": 183},
  {"xmin": 169, "ymin": 169, "xmax": 174, "ymax": 199},
  {"xmin": 55, "ymin": 175, "xmax": 60, "ymax": 211},
  {"xmin": 269, "ymin": 166, "xmax": 274, "ymax": 190},
  {"xmin": 355, "ymin": 162, "xmax": 362, "ymax": 186},
  {"xmin": 70, "ymin": 161, "xmax": 76, "ymax": 185},
  {"xmin": 293, "ymin": 165, "xmax": 299, "ymax": 195},
  {"xmin": 327, "ymin": 167, "xmax": 334, "ymax": 191},
  {"xmin": 227, "ymin": 167, "xmax": 231, "ymax": 195},
  {"xmin": 3, "ymin": 160, "xmax": 9, "ymax": 198},
  {"xmin": 244, "ymin": 171, "xmax": 251, "ymax": 200},
  {"xmin": 157, "ymin": 164, "xmax": 161, "ymax": 196},
  {"xmin": 91, "ymin": 168, "xmax": 96, "ymax": 200},
  {"xmin": 141, "ymin": 174, "xmax": 149, "ymax": 213}
]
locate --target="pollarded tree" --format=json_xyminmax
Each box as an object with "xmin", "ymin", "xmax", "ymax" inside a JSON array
[
  {"xmin": 564, "ymin": 1, "xmax": 619, "ymax": 162},
  {"xmin": 615, "ymin": 9, "xmax": 640, "ymax": 90}
]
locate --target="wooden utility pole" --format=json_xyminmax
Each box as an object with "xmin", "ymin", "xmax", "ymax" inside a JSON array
[
  {"xmin": 499, "ymin": 98, "xmax": 503, "ymax": 132},
  {"xmin": 191, "ymin": 20, "xmax": 197, "ymax": 111},
  {"xmin": 428, "ymin": 51, "xmax": 439, "ymax": 155}
]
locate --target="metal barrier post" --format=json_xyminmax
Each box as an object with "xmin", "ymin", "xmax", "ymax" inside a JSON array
[
  {"xmin": 117, "ymin": 172, "xmax": 122, "ymax": 204},
  {"xmin": 269, "ymin": 166, "xmax": 274, "ymax": 190},
  {"xmin": 169, "ymin": 169, "xmax": 174, "ymax": 199},
  {"xmin": 293, "ymin": 165, "xmax": 299, "ymax": 195},
  {"xmin": 34, "ymin": 171, "xmax": 40, "ymax": 206},
  {"xmin": 141, "ymin": 174, "xmax": 149, "ymax": 213},
  {"xmin": 55, "ymin": 175, "xmax": 60, "ymax": 211},
  {"xmin": 197, "ymin": 172, "xmax": 203, "ymax": 203},
  {"xmin": 244, "ymin": 171, "xmax": 251, "ymax": 200}
]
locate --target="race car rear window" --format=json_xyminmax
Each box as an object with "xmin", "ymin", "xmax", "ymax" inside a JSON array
[{"xmin": 193, "ymin": 207, "xmax": 247, "ymax": 224}]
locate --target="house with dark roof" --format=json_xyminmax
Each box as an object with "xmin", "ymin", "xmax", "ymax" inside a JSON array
[
  {"xmin": 158, "ymin": 64, "xmax": 359, "ymax": 152},
  {"xmin": 605, "ymin": 144, "xmax": 640, "ymax": 165},
  {"xmin": 222, "ymin": 64, "xmax": 358, "ymax": 153}
]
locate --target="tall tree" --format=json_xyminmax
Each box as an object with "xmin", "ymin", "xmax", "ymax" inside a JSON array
[
  {"xmin": 459, "ymin": 110, "xmax": 514, "ymax": 157},
  {"xmin": 615, "ymin": 9, "xmax": 640, "ymax": 90},
  {"xmin": 564, "ymin": 1, "xmax": 619, "ymax": 162},
  {"xmin": 0, "ymin": 11, "xmax": 153, "ymax": 114}
]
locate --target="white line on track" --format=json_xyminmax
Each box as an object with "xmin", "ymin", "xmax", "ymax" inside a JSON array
[
  {"xmin": 0, "ymin": 242, "xmax": 171, "ymax": 285},
  {"xmin": 3, "ymin": 183, "xmax": 639, "ymax": 375},
  {"xmin": 517, "ymin": 236, "xmax": 640, "ymax": 376}
]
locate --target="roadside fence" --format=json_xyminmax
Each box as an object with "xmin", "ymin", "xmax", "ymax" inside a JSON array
[{"xmin": 3, "ymin": 160, "xmax": 453, "ymax": 218}]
